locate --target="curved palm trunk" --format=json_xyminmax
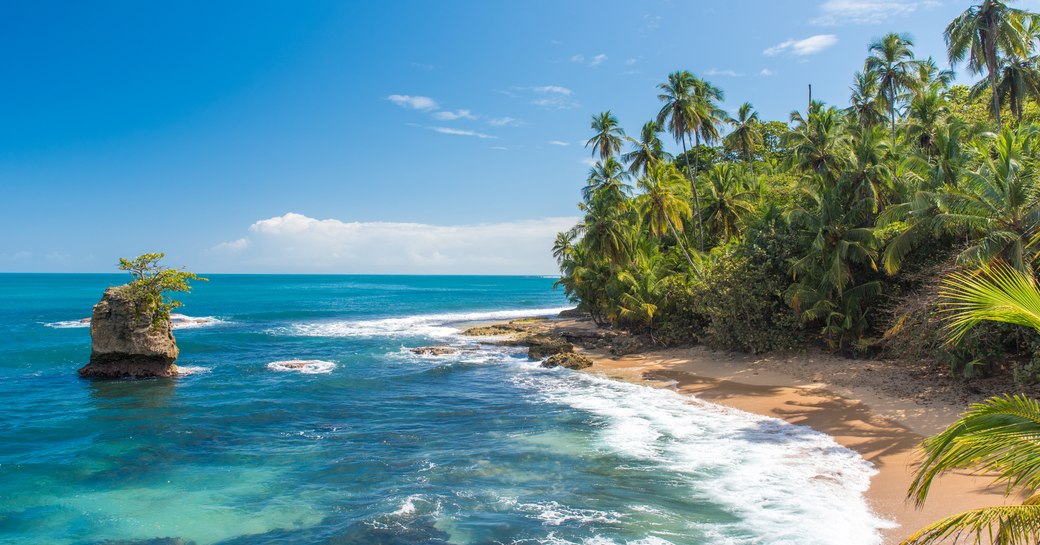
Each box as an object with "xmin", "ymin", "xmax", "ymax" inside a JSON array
[{"xmin": 680, "ymin": 133, "xmax": 705, "ymax": 251}]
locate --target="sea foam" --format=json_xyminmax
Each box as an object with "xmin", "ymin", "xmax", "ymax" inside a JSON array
[
  {"xmin": 270, "ymin": 307, "xmax": 573, "ymax": 340},
  {"xmin": 43, "ymin": 314, "xmax": 229, "ymax": 330},
  {"xmin": 266, "ymin": 360, "xmax": 337, "ymax": 374},
  {"xmin": 513, "ymin": 369, "xmax": 896, "ymax": 545}
]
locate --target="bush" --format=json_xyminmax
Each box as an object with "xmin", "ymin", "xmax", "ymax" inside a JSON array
[{"xmin": 118, "ymin": 253, "xmax": 206, "ymax": 327}]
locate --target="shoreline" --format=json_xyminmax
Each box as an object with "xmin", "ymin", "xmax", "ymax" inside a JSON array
[{"xmin": 467, "ymin": 316, "xmax": 1018, "ymax": 544}]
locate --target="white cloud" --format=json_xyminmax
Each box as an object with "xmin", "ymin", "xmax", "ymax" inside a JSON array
[
  {"xmin": 488, "ymin": 117, "xmax": 520, "ymax": 127},
  {"xmin": 625, "ymin": 57, "xmax": 639, "ymax": 65},
  {"xmin": 430, "ymin": 127, "xmax": 496, "ymax": 138},
  {"xmin": 570, "ymin": 54, "xmax": 608, "ymax": 67},
  {"xmin": 811, "ymin": 0, "xmax": 935, "ymax": 26},
  {"xmin": 580, "ymin": 157, "xmax": 597, "ymax": 167},
  {"xmin": 205, "ymin": 213, "xmax": 577, "ymax": 275},
  {"xmin": 547, "ymin": 140, "xmax": 570, "ymax": 146},
  {"xmin": 760, "ymin": 68, "xmax": 775, "ymax": 76},
  {"xmin": 490, "ymin": 146, "xmax": 509, "ymax": 150},
  {"xmin": 764, "ymin": 34, "xmax": 838, "ymax": 56},
  {"xmin": 531, "ymin": 85, "xmax": 578, "ymax": 110},
  {"xmin": 534, "ymin": 85, "xmax": 572, "ymax": 95},
  {"xmin": 387, "ymin": 94, "xmax": 438, "ymax": 111},
  {"xmin": 432, "ymin": 109, "xmax": 478, "ymax": 121},
  {"xmin": 705, "ymin": 68, "xmax": 741, "ymax": 77}
]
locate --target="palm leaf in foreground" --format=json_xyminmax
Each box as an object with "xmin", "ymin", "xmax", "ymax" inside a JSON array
[{"xmin": 940, "ymin": 265, "xmax": 1040, "ymax": 344}]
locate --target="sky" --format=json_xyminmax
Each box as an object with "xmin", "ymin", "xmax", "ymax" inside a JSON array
[{"xmin": 1, "ymin": 0, "xmax": 1029, "ymax": 275}]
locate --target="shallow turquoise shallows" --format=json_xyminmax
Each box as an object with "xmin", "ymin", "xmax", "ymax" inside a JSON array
[{"xmin": 0, "ymin": 274, "xmax": 890, "ymax": 545}]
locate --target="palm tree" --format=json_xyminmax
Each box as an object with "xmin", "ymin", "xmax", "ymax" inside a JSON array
[
  {"xmin": 657, "ymin": 70, "xmax": 707, "ymax": 250},
  {"xmin": 690, "ymin": 77, "xmax": 726, "ymax": 151},
  {"xmin": 635, "ymin": 162, "xmax": 696, "ymax": 269},
  {"xmin": 725, "ymin": 102, "xmax": 762, "ymax": 173},
  {"xmin": 700, "ymin": 163, "xmax": 758, "ymax": 242},
  {"xmin": 622, "ymin": 120, "xmax": 672, "ymax": 177},
  {"xmin": 946, "ymin": 0, "xmax": 1032, "ymax": 128},
  {"xmin": 905, "ymin": 87, "xmax": 950, "ymax": 156},
  {"xmin": 583, "ymin": 158, "xmax": 632, "ymax": 208},
  {"xmin": 586, "ymin": 111, "xmax": 626, "ymax": 160},
  {"xmin": 865, "ymin": 32, "xmax": 918, "ymax": 144},
  {"xmin": 848, "ymin": 71, "xmax": 887, "ymax": 129},
  {"xmin": 902, "ymin": 265, "xmax": 1040, "ymax": 544},
  {"xmin": 937, "ymin": 127, "xmax": 1040, "ymax": 272},
  {"xmin": 970, "ymin": 54, "xmax": 1040, "ymax": 123},
  {"xmin": 788, "ymin": 102, "xmax": 850, "ymax": 184}
]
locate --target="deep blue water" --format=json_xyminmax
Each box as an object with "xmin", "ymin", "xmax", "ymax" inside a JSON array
[{"xmin": 0, "ymin": 274, "xmax": 887, "ymax": 545}]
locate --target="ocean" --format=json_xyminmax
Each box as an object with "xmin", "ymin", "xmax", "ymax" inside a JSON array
[{"xmin": 0, "ymin": 274, "xmax": 889, "ymax": 544}]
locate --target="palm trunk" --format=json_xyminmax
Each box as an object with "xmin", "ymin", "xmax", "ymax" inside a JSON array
[
  {"xmin": 988, "ymin": 27, "xmax": 1002, "ymax": 128},
  {"xmin": 666, "ymin": 215, "xmax": 700, "ymax": 278},
  {"xmin": 889, "ymin": 80, "xmax": 897, "ymax": 145},
  {"xmin": 680, "ymin": 133, "xmax": 705, "ymax": 251}
]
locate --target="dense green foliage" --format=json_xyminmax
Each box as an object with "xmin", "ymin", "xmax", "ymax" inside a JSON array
[
  {"xmin": 555, "ymin": 0, "xmax": 1040, "ymax": 376},
  {"xmin": 903, "ymin": 266, "xmax": 1040, "ymax": 544},
  {"xmin": 118, "ymin": 253, "xmax": 205, "ymax": 327}
]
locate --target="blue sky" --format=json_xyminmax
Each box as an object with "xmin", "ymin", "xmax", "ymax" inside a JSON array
[{"xmin": 0, "ymin": 0, "xmax": 1023, "ymax": 274}]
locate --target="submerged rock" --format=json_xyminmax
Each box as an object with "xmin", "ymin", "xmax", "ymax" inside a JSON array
[
  {"xmin": 410, "ymin": 346, "xmax": 460, "ymax": 356},
  {"xmin": 541, "ymin": 352, "xmax": 593, "ymax": 370},
  {"xmin": 461, "ymin": 324, "xmax": 526, "ymax": 337},
  {"xmin": 78, "ymin": 286, "xmax": 178, "ymax": 379},
  {"xmin": 526, "ymin": 334, "xmax": 573, "ymax": 359}
]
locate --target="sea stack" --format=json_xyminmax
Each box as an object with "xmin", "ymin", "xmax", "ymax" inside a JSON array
[{"xmin": 78, "ymin": 285, "xmax": 179, "ymax": 378}]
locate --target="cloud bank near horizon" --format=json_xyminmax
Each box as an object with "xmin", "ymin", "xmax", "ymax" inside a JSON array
[{"xmin": 206, "ymin": 213, "xmax": 577, "ymax": 275}]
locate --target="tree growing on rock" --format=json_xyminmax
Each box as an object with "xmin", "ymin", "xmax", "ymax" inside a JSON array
[{"xmin": 118, "ymin": 253, "xmax": 206, "ymax": 327}]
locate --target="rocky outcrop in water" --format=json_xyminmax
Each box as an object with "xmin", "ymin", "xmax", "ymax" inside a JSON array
[
  {"xmin": 78, "ymin": 286, "xmax": 179, "ymax": 378},
  {"xmin": 540, "ymin": 352, "xmax": 593, "ymax": 370},
  {"xmin": 526, "ymin": 334, "xmax": 573, "ymax": 359}
]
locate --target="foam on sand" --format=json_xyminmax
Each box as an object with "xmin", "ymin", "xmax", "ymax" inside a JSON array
[
  {"xmin": 270, "ymin": 306, "xmax": 573, "ymax": 340},
  {"xmin": 266, "ymin": 359, "xmax": 337, "ymax": 374}
]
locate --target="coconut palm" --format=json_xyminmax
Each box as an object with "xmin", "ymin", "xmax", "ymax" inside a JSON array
[
  {"xmin": 788, "ymin": 102, "xmax": 851, "ymax": 184},
  {"xmin": 865, "ymin": 32, "xmax": 919, "ymax": 144},
  {"xmin": 700, "ymin": 163, "xmax": 758, "ymax": 242},
  {"xmin": 582, "ymin": 158, "xmax": 632, "ymax": 209},
  {"xmin": 725, "ymin": 102, "xmax": 762, "ymax": 172},
  {"xmin": 622, "ymin": 120, "xmax": 672, "ymax": 177},
  {"xmin": 848, "ymin": 71, "xmax": 887, "ymax": 129},
  {"xmin": 657, "ymin": 70, "xmax": 707, "ymax": 250},
  {"xmin": 586, "ymin": 111, "xmax": 626, "ymax": 160},
  {"xmin": 970, "ymin": 54, "xmax": 1040, "ymax": 123},
  {"xmin": 937, "ymin": 127, "xmax": 1040, "ymax": 272},
  {"xmin": 635, "ymin": 162, "xmax": 696, "ymax": 269},
  {"xmin": 902, "ymin": 265, "xmax": 1040, "ymax": 544},
  {"xmin": 946, "ymin": 0, "xmax": 1033, "ymax": 128},
  {"xmin": 913, "ymin": 57, "xmax": 956, "ymax": 96}
]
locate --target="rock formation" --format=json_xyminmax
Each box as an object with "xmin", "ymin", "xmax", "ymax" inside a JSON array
[
  {"xmin": 540, "ymin": 352, "xmax": 593, "ymax": 370},
  {"xmin": 78, "ymin": 286, "xmax": 179, "ymax": 378}
]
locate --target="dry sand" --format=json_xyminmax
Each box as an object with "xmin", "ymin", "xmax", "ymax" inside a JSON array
[{"xmin": 487, "ymin": 317, "xmax": 1025, "ymax": 544}]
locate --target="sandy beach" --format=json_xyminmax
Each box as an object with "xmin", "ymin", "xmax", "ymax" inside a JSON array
[{"xmin": 481, "ymin": 317, "xmax": 1024, "ymax": 544}]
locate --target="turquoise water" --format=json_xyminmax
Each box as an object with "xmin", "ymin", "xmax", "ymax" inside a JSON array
[{"xmin": 0, "ymin": 274, "xmax": 889, "ymax": 545}]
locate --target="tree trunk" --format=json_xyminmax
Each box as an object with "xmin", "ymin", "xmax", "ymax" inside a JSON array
[
  {"xmin": 988, "ymin": 23, "xmax": 1003, "ymax": 128},
  {"xmin": 890, "ymin": 79, "xmax": 897, "ymax": 145},
  {"xmin": 666, "ymin": 215, "xmax": 700, "ymax": 278},
  {"xmin": 680, "ymin": 133, "xmax": 705, "ymax": 251}
]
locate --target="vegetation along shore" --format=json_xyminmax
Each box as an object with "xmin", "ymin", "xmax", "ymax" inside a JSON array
[{"xmin": 544, "ymin": 1, "xmax": 1040, "ymax": 542}]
